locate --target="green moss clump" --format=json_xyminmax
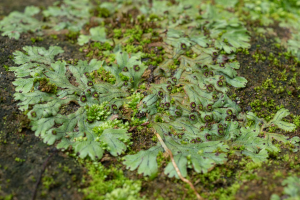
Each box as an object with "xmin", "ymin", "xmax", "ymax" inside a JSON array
[
  {"xmin": 30, "ymin": 36, "xmax": 43, "ymax": 43},
  {"xmin": 93, "ymin": 119, "xmax": 129, "ymax": 136},
  {"xmin": 130, "ymin": 117, "xmax": 147, "ymax": 128},
  {"xmin": 14, "ymin": 157, "xmax": 25, "ymax": 162},
  {"xmin": 34, "ymin": 77, "xmax": 57, "ymax": 94},
  {"xmin": 86, "ymin": 51, "xmax": 94, "ymax": 57},
  {"xmin": 113, "ymin": 29, "xmax": 123, "ymax": 38},
  {"xmin": 82, "ymin": 162, "xmax": 144, "ymax": 200},
  {"xmin": 93, "ymin": 42, "xmax": 113, "ymax": 51},
  {"xmin": 156, "ymin": 151, "xmax": 168, "ymax": 167},
  {"xmin": 126, "ymin": 93, "xmax": 144, "ymax": 110},
  {"xmin": 262, "ymin": 78, "xmax": 276, "ymax": 90},
  {"xmin": 85, "ymin": 102, "xmax": 111, "ymax": 122},
  {"xmin": 142, "ymin": 50, "xmax": 164, "ymax": 66},
  {"xmin": 103, "ymin": 53, "xmax": 116, "ymax": 64},
  {"xmin": 66, "ymin": 31, "xmax": 80, "ymax": 40},
  {"xmin": 124, "ymin": 26, "xmax": 144, "ymax": 42},
  {"xmin": 277, "ymin": 69, "xmax": 288, "ymax": 81},
  {"xmin": 96, "ymin": 7, "xmax": 110, "ymax": 18},
  {"xmin": 3, "ymin": 65, "xmax": 9, "ymax": 71},
  {"xmin": 119, "ymin": 73, "xmax": 129, "ymax": 81},
  {"xmin": 96, "ymin": 68, "xmax": 116, "ymax": 84},
  {"xmin": 42, "ymin": 176, "xmax": 54, "ymax": 190},
  {"xmin": 123, "ymin": 44, "xmax": 143, "ymax": 53},
  {"xmin": 293, "ymin": 115, "xmax": 300, "ymax": 128}
]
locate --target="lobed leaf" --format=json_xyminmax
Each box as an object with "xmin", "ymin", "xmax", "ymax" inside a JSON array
[{"xmin": 123, "ymin": 145, "xmax": 163, "ymax": 176}]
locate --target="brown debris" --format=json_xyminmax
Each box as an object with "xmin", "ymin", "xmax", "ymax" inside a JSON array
[{"xmin": 142, "ymin": 69, "xmax": 151, "ymax": 79}]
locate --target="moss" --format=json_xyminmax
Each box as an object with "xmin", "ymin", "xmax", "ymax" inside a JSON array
[
  {"xmin": 42, "ymin": 175, "xmax": 55, "ymax": 190},
  {"xmin": 124, "ymin": 26, "xmax": 143, "ymax": 43},
  {"xmin": 95, "ymin": 68, "xmax": 116, "ymax": 84},
  {"xmin": 86, "ymin": 51, "xmax": 94, "ymax": 57},
  {"xmin": 292, "ymin": 115, "xmax": 300, "ymax": 127},
  {"xmin": 123, "ymin": 44, "xmax": 143, "ymax": 53},
  {"xmin": 34, "ymin": 77, "xmax": 57, "ymax": 94},
  {"xmin": 277, "ymin": 69, "xmax": 288, "ymax": 81},
  {"xmin": 30, "ymin": 37, "xmax": 43, "ymax": 43},
  {"xmin": 3, "ymin": 65, "xmax": 9, "ymax": 71},
  {"xmin": 66, "ymin": 31, "xmax": 80, "ymax": 41},
  {"xmin": 139, "ymin": 83, "xmax": 146, "ymax": 90},
  {"xmin": 14, "ymin": 157, "xmax": 25, "ymax": 162},
  {"xmin": 113, "ymin": 29, "xmax": 122, "ymax": 38},
  {"xmin": 274, "ymin": 85, "xmax": 285, "ymax": 94},
  {"xmin": 96, "ymin": 7, "xmax": 111, "ymax": 18},
  {"xmin": 82, "ymin": 162, "xmax": 144, "ymax": 200},
  {"xmin": 63, "ymin": 166, "xmax": 72, "ymax": 174},
  {"xmin": 268, "ymin": 124, "xmax": 278, "ymax": 132},
  {"xmin": 154, "ymin": 115, "xmax": 163, "ymax": 123},
  {"xmin": 130, "ymin": 117, "xmax": 147, "ymax": 127},
  {"xmin": 85, "ymin": 102, "xmax": 111, "ymax": 122},
  {"xmin": 3, "ymin": 194, "xmax": 13, "ymax": 200},
  {"xmin": 92, "ymin": 42, "xmax": 113, "ymax": 51},
  {"xmin": 262, "ymin": 78, "xmax": 276, "ymax": 90},
  {"xmin": 156, "ymin": 151, "xmax": 165, "ymax": 167},
  {"xmin": 140, "ymin": 38, "xmax": 151, "ymax": 45},
  {"xmin": 125, "ymin": 92, "xmax": 144, "ymax": 115},
  {"xmin": 93, "ymin": 119, "xmax": 129, "ymax": 136},
  {"xmin": 50, "ymin": 34, "xmax": 58, "ymax": 39},
  {"xmin": 103, "ymin": 53, "xmax": 115, "ymax": 64},
  {"xmin": 289, "ymin": 73, "xmax": 297, "ymax": 85},
  {"xmin": 168, "ymin": 64, "xmax": 177, "ymax": 70}
]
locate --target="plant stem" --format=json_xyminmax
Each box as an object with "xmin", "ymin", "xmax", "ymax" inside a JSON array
[{"xmin": 154, "ymin": 131, "xmax": 203, "ymax": 200}]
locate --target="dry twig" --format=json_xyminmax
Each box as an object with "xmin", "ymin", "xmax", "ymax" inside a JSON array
[{"xmin": 154, "ymin": 131, "xmax": 204, "ymax": 200}]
